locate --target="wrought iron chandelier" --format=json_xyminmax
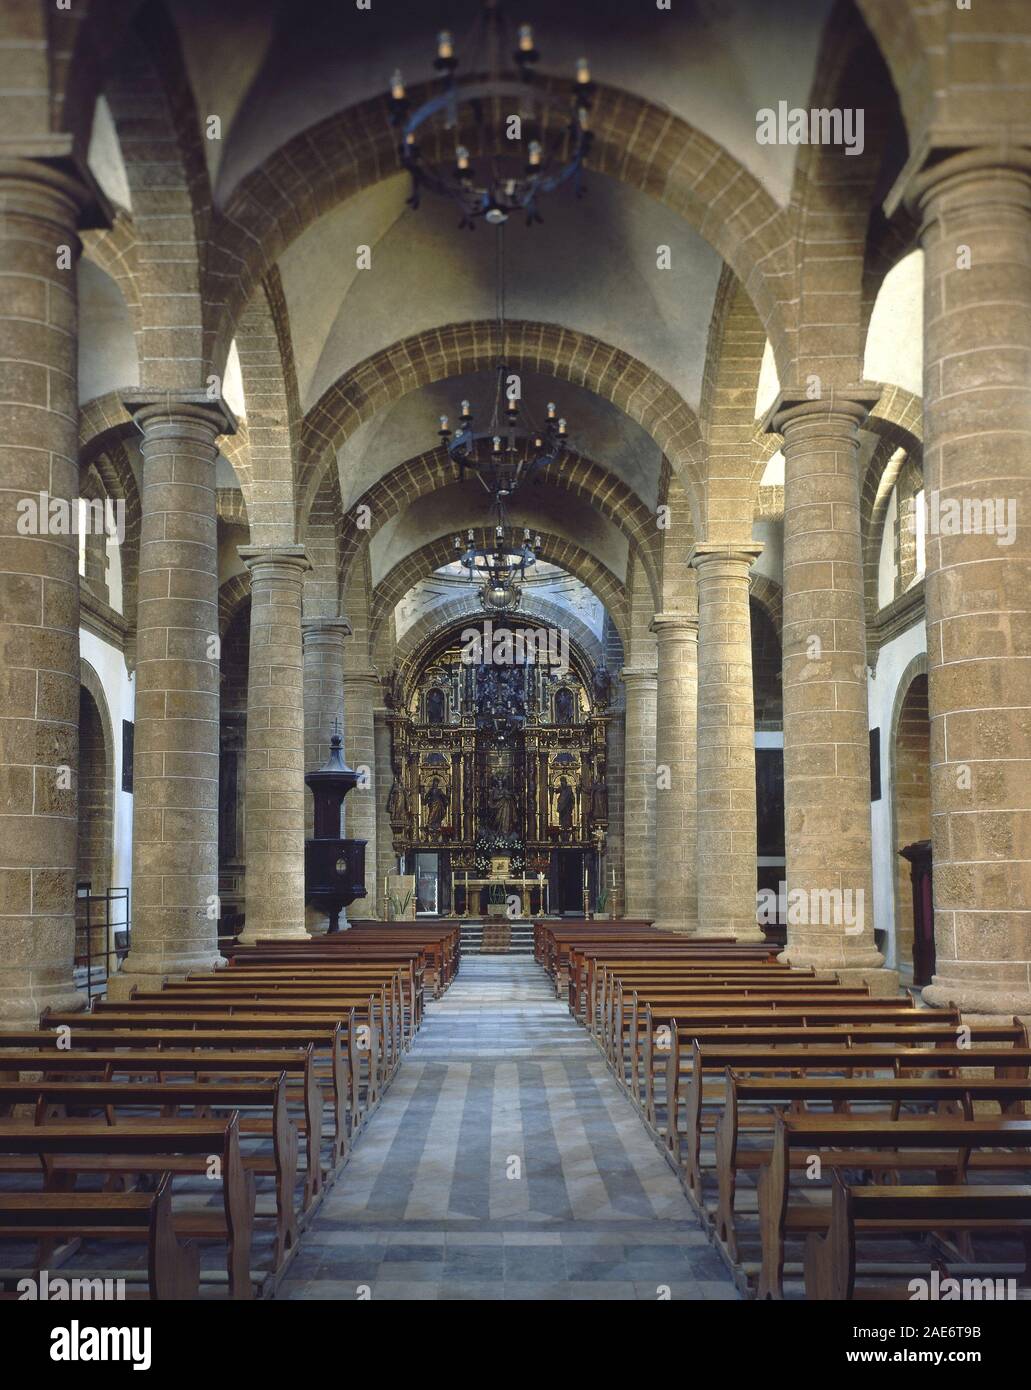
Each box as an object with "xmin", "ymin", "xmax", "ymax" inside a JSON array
[
  {"xmin": 439, "ymin": 367, "xmax": 568, "ymax": 491},
  {"xmin": 438, "ymin": 212, "xmax": 573, "ymax": 497},
  {"xmin": 386, "ymin": 1, "xmax": 594, "ymax": 228},
  {"xmin": 444, "ymin": 230, "xmax": 564, "ymax": 612},
  {"xmin": 454, "ymin": 489, "xmax": 542, "ymax": 614}
]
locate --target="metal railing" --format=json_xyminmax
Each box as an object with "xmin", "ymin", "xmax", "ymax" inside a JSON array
[{"xmin": 74, "ymin": 884, "xmax": 130, "ymax": 1001}]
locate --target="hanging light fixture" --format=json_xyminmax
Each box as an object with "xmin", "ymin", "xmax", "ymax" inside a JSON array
[
  {"xmin": 386, "ymin": 1, "xmax": 594, "ymax": 228},
  {"xmin": 453, "ymin": 505, "xmax": 542, "ymax": 614},
  {"xmin": 437, "ymin": 205, "xmax": 572, "ymax": 497},
  {"xmin": 439, "ymin": 374, "xmax": 568, "ymax": 492}
]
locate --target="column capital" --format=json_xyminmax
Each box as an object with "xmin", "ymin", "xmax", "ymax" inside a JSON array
[
  {"xmin": 0, "ymin": 152, "xmax": 112, "ymax": 231},
  {"xmin": 760, "ymin": 387, "xmax": 881, "ymax": 438},
  {"xmin": 238, "ymin": 544, "xmax": 311, "ymax": 582},
  {"xmin": 649, "ymin": 611, "xmax": 698, "ymax": 640},
  {"xmin": 619, "ymin": 664, "xmax": 658, "ymax": 688},
  {"xmin": 689, "ymin": 542, "xmax": 764, "ymax": 576},
  {"xmin": 302, "ymin": 615, "xmax": 353, "ymax": 642},
  {"xmin": 343, "ymin": 667, "xmax": 382, "ymax": 688},
  {"xmin": 123, "ymin": 389, "xmax": 238, "ymax": 439},
  {"xmin": 885, "ymin": 144, "xmax": 1031, "ymax": 221}
]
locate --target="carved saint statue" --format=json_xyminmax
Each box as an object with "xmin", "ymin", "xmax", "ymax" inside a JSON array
[
  {"xmin": 555, "ymin": 776, "xmax": 576, "ymax": 831},
  {"xmin": 592, "ymin": 664, "xmax": 611, "ymax": 709},
  {"xmin": 488, "ymin": 775, "xmax": 519, "ymax": 836},
  {"xmin": 383, "ymin": 666, "xmax": 403, "ymax": 711},
  {"xmin": 422, "ymin": 776, "xmax": 449, "ymax": 833},
  {"xmin": 590, "ymin": 772, "xmax": 608, "ymax": 823},
  {"xmin": 387, "ymin": 774, "xmax": 409, "ymax": 828}
]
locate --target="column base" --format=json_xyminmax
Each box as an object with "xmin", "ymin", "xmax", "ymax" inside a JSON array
[
  {"xmin": 106, "ymin": 949, "xmax": 227, "ymax": 1000},
  {"xmin": 0, "ymin": 978, "xmax": 85, "ymax": 1030},
  {"xmin": 236, "ymin": 925, "xmax": 311, "ymax": 945},
  {"xmin": 778, "ymin": 946, "xmax": 900, "ymax": 997},
  {"xmin": 922, "ymin": 978, "xmax": 1031, "ymax": 1016},
  {"xmin": 652, "ymin": 918, "xmax": 700, "ymax": 935},
  {"xmin": 705, "ymin": 924, "xmax": 768, "ymax": 943}
]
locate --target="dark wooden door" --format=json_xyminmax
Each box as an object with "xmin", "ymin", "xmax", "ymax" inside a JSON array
[{"xmin": 555, "ymin": 849, "xmax": 584, "ymax": 914}]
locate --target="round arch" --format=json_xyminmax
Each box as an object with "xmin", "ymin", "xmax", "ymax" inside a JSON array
[
  {"xmin": 206, "ymin": 80, "xmax": 792, "ymax": 376},
  {"xmin": 77, "ymin": 659, "xmax": 116, "ymax": 910},
  {"xmin": 335, "ymin": 444, "xmax": 661, "ymax": 608},
  {"xmin": 887, "ymin": 652, "xmax": 931, "ymax": 980},
  {"xmin": 370, "ymin": 533, "xmax": 629, "ymax": 656},
  {"xmin": 395, "ymin": 609, "xmax": 603, "ymax": 719},
  {"xmin": 298, "ymin": 320, "xmax": 707, "ymax": 538},
  {"xmin": 387, "ymin": 591, "xmax": 609, "ymax": 693}
]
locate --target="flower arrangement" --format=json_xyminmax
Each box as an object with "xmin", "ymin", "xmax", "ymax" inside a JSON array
[{"xmin": 474, "ymin": 832, "xmax": 524, "ymax": 878}]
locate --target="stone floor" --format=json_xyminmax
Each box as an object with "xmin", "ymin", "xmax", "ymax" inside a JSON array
[{"xmin": 276, "ymin": 957, "xmax": 740, "ymax": 1301}]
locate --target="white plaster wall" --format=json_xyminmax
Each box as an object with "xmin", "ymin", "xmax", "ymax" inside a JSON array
[
  {"xmin": 87, "ymin": 96, "xmax": 132, "ymax": 213},
  {"xmin": 751, "ymin": 518, "xmax": 783, "ymax": 583},
  {"xmin": 878, "ymin": 487, "xmax": 898, "ymax": 608},
  {"xmin": 863, "ymin": 251, "xmax": 924, "ymax": 398},
  {"xmin": 79, "ymin": 630, "xmax": 136, "ymax": 895},
  {"xmin": 867, "ymin": 620, "xmax": 927, "ymax": 969},
  {"xmin": 755, "ymin": 339, "xmax": 780, "ymax": 422},
  {"xmin": 78, "ymin": 260, "xmax": 138, "ymax": 405}
]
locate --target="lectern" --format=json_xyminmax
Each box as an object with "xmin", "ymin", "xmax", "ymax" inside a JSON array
[{"xmin": 304, "ymin": 729, "xmax": 367, "ymax": 933}]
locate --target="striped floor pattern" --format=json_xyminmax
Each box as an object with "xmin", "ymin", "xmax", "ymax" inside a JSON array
[{"xmin": 277, "ymin": 957, "xmax": 740, "ymax": 1301}]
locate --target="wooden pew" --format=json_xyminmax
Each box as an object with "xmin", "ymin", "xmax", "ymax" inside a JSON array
[
  {"xmin": 192, "ymin": 964, "xmax": 423, "ymax": 1041},
  {"xmin": 716, "ymin": 1069, "xmax": 1031, "ymax": 1261},
  {"xmin": 757, "ymin": 1114, "xmax": 1031, "ymax": 1299},
  {"xmin": 0, "ymin": 1077, "xmax": 298, "ymax": 1268},
  {"xmin": 614, "ymin": 984, "xmax": 878, "ymax": 1092},
  {"xmin": 2, "ymin": 1025, "xmax": 353, "ymax": 1167},
  {"xmin": 534, "ymin": 922, "xmax": 770, "ymax": 991},
  {"xmin": 0, "ymin": 1115, "xmax": 254, "ymax": 1299},
  {"xmin": 634, "ymin": 1004, "xmax": 959, "ymax": 1123},
  {"xmin": 45, "ymin": 1006, "xmax": 373, "ymax": 1123},
  {"xmin": 678, "ymin": 1038, "xmax": 1031, "ymax": 1190},
  {"xmin": 588, "ymin": 961, "xmax": 822, "ymax": 1033},
  {"xmin": 121, "ymin": 986, "xmax": 398, "ymax": 1087},
  {"xmin": 667, "ymin": 1020, "xmax": 1029, "ymax": 1165},
  {"xmin": 0, "ymin": 1046, "xmax": 326, "ymax": 1205},
  {"xmin": 0, "ymin": 1177, "xmax": 200, "ymax": 1300},
  {"xmin": 582, "ymin": 957, "xmax": 810, "ymax": 1025},
  {"xmin": 164, "ymin": 969, "xmax": 414, "ymax": 1056},
  {"xmin": 232, "ymin": 928, "xmax": 457, "ymax": 995},
  {"xmin": 805, "ymin": 1176, "xmax": 1031, "ymax": 1300}
]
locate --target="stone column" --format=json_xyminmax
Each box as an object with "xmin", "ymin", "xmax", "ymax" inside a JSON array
[
  {"xmin": 374, "ymin": 709, "xmax": 397, "ymax": 910},
  {"xmin": 605, "ymin": 711, "xmax": 626, "ymax": 919},
  {"xmin": 903, "ymin": 151, "xmax": 1031, "ymax": 1013},
  {"xmin": 0, "ymin": 161, "xmax": 102, "ymax": 1026},
  {"xmin": 691, "ymin": 545, "xmax": 764, "ymax": 940},
  {"xmin": 112, "ymin": 392, "xmax": 235, "ymax": 994},
  {"xmin": 649, "ymin": 615, "xmax": 699, "ymax": 934},
  {"xmin": 302, "ymin": 617, "xmax": 349, "ymax": 932},
  {"xmin": 769, "ymin": 392, "xmax": 889, "ymax": 986},
  {"xmin": 342, "ymin": 668, "xmax": 381, "ymax": 918},
  {"xmin": 620, "ymin": 666, "xmax": 657, "ymax": 921},
  {"xmin": 302, "ymin": 617, "xmax": 350, "ymax": 826},
  {"xmin": 237, "ymin": 546, "xmax": 310, "ymax": 943}
]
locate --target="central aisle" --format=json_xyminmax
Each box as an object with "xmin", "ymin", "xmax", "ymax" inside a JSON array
[{"xmin": 277, "ymin": 957, "xmax": 740, "ymax": 1300}]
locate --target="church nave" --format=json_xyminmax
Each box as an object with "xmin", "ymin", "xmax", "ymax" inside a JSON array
[{"xmin": 278, "ymin": 958, "xmax": 736, "ymax": 1302}]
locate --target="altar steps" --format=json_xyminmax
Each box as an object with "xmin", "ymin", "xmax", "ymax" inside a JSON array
[{"xmin": 459, "ymin": 920, "xmax": 535, "ymax": 955}]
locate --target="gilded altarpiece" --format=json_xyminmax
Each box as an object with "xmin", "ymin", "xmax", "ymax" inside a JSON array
[{"xmin": 385, "ymin": 620, "xmax": 611, "ymax": 914}]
